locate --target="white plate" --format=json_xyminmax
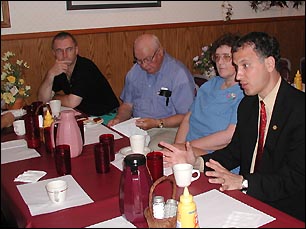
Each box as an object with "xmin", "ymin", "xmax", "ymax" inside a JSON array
[
  {"xmin": 119, "ymin": 146, "xmax": 151, "ymax": 156},
  {"xmin": 84, "ymin": 117, "xmax": 103, "ymax": 128}
]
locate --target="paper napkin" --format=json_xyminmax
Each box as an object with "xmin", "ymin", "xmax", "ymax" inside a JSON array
[
  {"xmin": 14, "ymin": 170, "xmax": 47, "ymax": 183},
  {"xmin": 86, "ymin": 216, "xmax": 136, "ymax": 228},
  {"xmin": 1, "ymin": 139, "xmax": 41, "ymax": 164},
  {"xmin": 194, "ymin": 189, "xmax": 275, "ymax": 228},
  {"xmin": 112, "ymin": 117, "xmax": 150, "ymax": 145},
  {"xmin": 17, "ymin": 175, "xmax": 94, "ymax": 216}
]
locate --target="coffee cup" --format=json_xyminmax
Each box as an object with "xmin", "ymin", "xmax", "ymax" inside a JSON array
[
  {"xmin": 173, "ymin": 163, "xmax": 200, "ymax": 187},
  {"xmin": 45, "ymin": 180, "xmax": 68, "ymax": 203},
  {"xmin": 13, "ymin": 120, "xmax": 26, "ymax": 136},
  {"xmin": 129, "ymin": 134, "xmax": 146, "ymax": 154},
  {"xmin": 49, "ymin": 100, "xmax": 61, "ymax": 118}
]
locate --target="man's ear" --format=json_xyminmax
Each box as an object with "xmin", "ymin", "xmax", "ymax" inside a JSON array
[
  {"xmin": 265, "ymin": 56, "xmax": 275, "ymax": 73},
  {"xmin": 75, "ymin": 46, "xmax": 79, "ymax": 55}
]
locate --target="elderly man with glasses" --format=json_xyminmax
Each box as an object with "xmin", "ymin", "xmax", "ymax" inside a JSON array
[{"xmin": 108, "ymin": 33, "xmax": 196, "ymax": 151}]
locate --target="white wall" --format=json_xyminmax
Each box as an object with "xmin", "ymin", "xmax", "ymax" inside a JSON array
[{"xmin": 2, "ymin": 1, "xmax": 305, "ymax": 35}]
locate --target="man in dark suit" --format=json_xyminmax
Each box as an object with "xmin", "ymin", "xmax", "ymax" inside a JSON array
[{"xmin": 160, "ymin": 32, "xmax": 305, "ymax": 222}]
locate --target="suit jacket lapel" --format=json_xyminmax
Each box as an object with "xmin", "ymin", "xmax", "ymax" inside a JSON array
[{"xmin": 264, "ymin": 80, "xmax": 289, "ymax": 155}]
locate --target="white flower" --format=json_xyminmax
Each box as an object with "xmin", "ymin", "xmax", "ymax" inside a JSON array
[
  {"xmin": 193, "ymin": 44, "xmax": 216, "ymax": 77},
  {"xmin": 1, "ymin": 51, "xmax": 14, "ymax": 61}
]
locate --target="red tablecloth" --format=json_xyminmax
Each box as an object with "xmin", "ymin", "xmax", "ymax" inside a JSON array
[{"xmin": 1, "ymin": 126, "xmax": 305, "ymax": 228}]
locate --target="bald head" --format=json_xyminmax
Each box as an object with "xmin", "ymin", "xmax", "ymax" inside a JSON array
[
  {"xmin": 134, "ymin": 34, "xmax": 161, "ymax": 54},
  {"xmin": 133, "ymin": 34, "xmax": 164, "ymax": 74}
]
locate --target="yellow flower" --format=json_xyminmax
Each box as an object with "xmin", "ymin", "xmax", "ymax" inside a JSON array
[
  {"xmin": 19, "ymin": 88, "xmax": 25, "ymax": 96},
  {"xmin": 7, "ymin": 75, "xmax": 16, "ymax": 83},
  {"xmin": 1, "ymin": 51, "xmax": 31, "ymax": 105}
]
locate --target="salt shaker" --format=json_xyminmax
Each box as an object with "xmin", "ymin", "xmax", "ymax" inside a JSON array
[
  {"xmin": 153, "ymin": 195, "xmax": 165, "ymax": 219},
  {"xmin": 164, "ymin": 198, "xmax": 178, "ymax": 218}
]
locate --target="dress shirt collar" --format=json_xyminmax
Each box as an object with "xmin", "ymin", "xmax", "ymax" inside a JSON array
[{"xmin": 258, "ymin": 77, "xmax": 281, "ymax": 118}]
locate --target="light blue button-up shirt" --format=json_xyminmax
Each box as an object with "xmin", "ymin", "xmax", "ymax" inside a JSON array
[{"xmin": 120, "ymin": 52, "xmax": 195, "ymax": 118}]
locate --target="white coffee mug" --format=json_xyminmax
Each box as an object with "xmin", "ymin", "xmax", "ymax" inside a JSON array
[
  {"xmin": 13, "ymin": 120, "xmax": 26, "ymax": 136},
  {"xmin": 49, "ymin": 99, "xmax": 61, "ymax": 118},
  {"xmin": 173, "ymin": 163, "xmax": 200, "ymax": 187},
  {"xmin": 129, "ymin": 134, "xmax": 146, "ymax": 153},
  {"xmin": 46, "ymin": 180, "xmax": 68, "ymax": 203}
]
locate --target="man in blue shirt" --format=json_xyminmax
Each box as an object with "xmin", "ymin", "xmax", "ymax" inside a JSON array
[{"xmin": 108, "ymin": 33, "xmax": 195, "ymax": 150}]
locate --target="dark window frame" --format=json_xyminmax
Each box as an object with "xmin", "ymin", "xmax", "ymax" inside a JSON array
[{"xmin": 66, "ymin": 1, "xmax": 161, "ymax": 10}]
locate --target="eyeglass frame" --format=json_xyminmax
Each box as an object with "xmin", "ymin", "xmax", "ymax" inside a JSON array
[
  {"xmin": 212, "ymin": 53, "xmax": 232, "ymax": 63},
  {"xmin": 54, "ymin": 46, "xmax": 76, "ymax": 56},
  {"xmin": 134, "ymin": 48, "xmax": 160, "ymax": 65}
]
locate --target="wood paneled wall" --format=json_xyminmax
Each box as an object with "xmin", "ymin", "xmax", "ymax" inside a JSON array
[{"xmin": 1, "ymin": 16, "xmax": 305, "ymax": 104}]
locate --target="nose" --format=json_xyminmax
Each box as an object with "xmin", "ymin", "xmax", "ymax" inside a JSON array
[
  {"xmin": 140, "ymin": 62, "xmax": 151, "ymax": 70},
  {"xmin": 235, "ymin": 66, "xmax": 243, "ymax": 80},
  {"xmin": 62, "ymin": 50, "xmax": 68, "ymax": 58},
  {"xmin": 216, "ymin": 57, "xmax": 225, "ymax": 64}
]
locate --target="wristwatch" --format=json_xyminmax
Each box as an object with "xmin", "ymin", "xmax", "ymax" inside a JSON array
[
  {"xmin": 158, "ymin": 119, "xmax": 164, "ymax": 128},
  {"xmin": 242, "ymin": 178, "xmax": 248, "ymax": 190}
]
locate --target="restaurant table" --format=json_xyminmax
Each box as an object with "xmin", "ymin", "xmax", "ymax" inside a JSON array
[{"xmin": 1, "ymin": 125, "xmax": 305, "ymax": 228}]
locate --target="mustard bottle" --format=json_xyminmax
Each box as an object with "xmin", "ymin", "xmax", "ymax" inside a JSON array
[
  {"xmin": 176, "ymin": 187, "xmax": 199, "ymax": 228},
  {"xmin": 294, "ymin": 70, "xmax": 302, "ymax": 91},
  {"xmin": 43, "ymin": 109, "xmax": 54, "ymax": 128}
]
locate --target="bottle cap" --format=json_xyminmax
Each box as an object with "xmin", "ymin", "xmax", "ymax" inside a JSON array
[
  {"xmin": 295, "ymin": 70, "xmax": 301, "ymax": 77},
  {"xmin": 180, "ymin": 186, "xmax": 193, "ymax": 203},
  {"xmin": 166, "ymin": 198, "xmax": 178, "ymax": 204},
  {"xmin": 153, "ymin": 196, "xmax": 165, "ymax": 203}
]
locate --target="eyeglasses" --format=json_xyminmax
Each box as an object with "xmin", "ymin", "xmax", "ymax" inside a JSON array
[
  {"xmin": 54, "ymin": 47, "xmax": 75, "ymax": 56},
  {"xmin": 212, "ymin": 54, "xmax": 232, "ymax": 63},
  {"xmin": 134, "ymin": 48, "xmax": 159, "ymax": 65}
]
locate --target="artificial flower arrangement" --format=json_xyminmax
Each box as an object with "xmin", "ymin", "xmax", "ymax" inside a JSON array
[
  {"xmin": 221, "ymin": 1, "xmax": 304, "ymax": 21},
  {"xmin": 249, "ymin": 1, "xmax": 303, "ymax": 12},
  {"xmin": 192, "ymin": 44, "xmax": 216, "ymax": 79},
  {"xmin": 221, "ymin": 1, "xmax": 233, "ymax": 21},
  {"xmin": 1, "ymin": 51, "xmax": 31, "ymax": 106}
]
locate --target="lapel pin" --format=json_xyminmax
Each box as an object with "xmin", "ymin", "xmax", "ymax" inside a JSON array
[{"xmin": 272, "ymin": 125, "xmax": 278, "ymax": 130}]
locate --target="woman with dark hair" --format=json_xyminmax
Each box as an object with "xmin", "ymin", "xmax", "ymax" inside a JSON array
[{"xmin": 173, "ymin": 33, "xmax": 244, "ymax": 173}]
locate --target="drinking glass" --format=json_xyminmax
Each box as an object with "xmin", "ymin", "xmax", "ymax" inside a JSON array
[
  {"xmin": 146, "ymin": 151, "xmax": 163, "ymax": 182},
  {"xmin": 99, "ymin": 134, "xmax": 115, "ymax": 161},
  {"xmin": 54, "ymin": 144, "xmax": 71, "ymax": 176},
  {"xmin": 94, "ymin": 143, "xmax": 110, "ymax": 173}
]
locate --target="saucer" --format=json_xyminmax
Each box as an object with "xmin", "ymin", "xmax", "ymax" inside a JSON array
[{"xmin": 119, "ymin": 146, "xmax": 151, "ymax": 156}]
